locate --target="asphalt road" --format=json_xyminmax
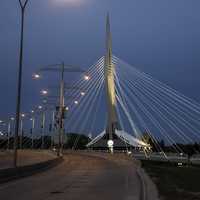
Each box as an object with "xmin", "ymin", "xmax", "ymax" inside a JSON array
[{"xmin": 0, "ymin": 153, "xmax": 145, "ymax": 200}]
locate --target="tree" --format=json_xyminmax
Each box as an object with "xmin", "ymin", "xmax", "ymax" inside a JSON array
[{"xmin": 183, "ymin": 145, "xmax": 196, "ymax": 165}]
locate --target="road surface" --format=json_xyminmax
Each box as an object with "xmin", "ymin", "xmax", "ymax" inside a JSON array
[{"xmin": 0, "ymin": 153, "xmax": 158, "ymax": 200}]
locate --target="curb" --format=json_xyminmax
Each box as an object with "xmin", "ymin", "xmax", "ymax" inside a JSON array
[
  {"xmin": 136, "ymin": 168, "xmax": 147, "ymax": 200},
  {"xmin": 0, "ymin": 157, "xmax": 63, "ymax": 184}
]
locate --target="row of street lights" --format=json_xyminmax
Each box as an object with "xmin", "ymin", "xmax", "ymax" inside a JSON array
[
  {"xmin": 32, "ymin": 64, "xmax": 90, "ymax": 156},
  {"xmin": 13, "ymin": 0, "xmax": 91, "ymax": 167},
  {"xmin": 0, "ymin": 105, "xmax": 56, "ymax": 149},
  {"xmin": 0, "ymin": 80, "xmax": 89, "ymax": 140}
]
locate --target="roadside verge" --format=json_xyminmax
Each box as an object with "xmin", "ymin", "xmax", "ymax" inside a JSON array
[{"xmin": 0, "ymin": 157, "xmax": 63, "ymax": 184}]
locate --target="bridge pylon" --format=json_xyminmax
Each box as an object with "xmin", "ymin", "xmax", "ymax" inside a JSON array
[
  {"xmin": 104, "ymin": 14, "xmax": 120, "ymax": 153},
  {"xmin": 87, "ymin": 15, "xmax": 148, "ymax": 153}
]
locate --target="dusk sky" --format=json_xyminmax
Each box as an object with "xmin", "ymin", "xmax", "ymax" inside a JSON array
[{"xmin": 1, "ymin": 0, "xmax": 200, "ymax": 120}]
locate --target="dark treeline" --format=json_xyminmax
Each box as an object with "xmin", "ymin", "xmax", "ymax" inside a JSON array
[{"xmin": 142, "ymin": 132, "xmax": 200, "ymax": 158}]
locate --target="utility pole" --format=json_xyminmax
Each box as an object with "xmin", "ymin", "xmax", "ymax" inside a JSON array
[
  {"xmin": 14, "ymin": 0, "xmax": 29, "ymax": 167},
  {"xmin": 20, "ymin": 118, "xmax": 23, "ymax": 149},
  {"xmin": 33, "ymin": 63, "xmax": 85, "ymax": 156},
  {"xmin": 51, "ymin": 110, "xmax": 55, "ymax": 149},
  {"xmin": 57, "ymin": 63, "xmax": 65, "ymax": 156},
  {"xmin": 7, "ymin": 122, "xmax": 11, "ymax": 150}
]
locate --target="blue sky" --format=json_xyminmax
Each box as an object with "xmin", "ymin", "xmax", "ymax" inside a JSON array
[{"xmin": 1, "ymin": 0, "xmax": 200, "ymax": 125}]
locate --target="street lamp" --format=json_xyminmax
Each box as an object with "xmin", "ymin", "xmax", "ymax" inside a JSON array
[
  {"xmin": 81, "ymin": 92, "xmax": 85, "ymax": 96},
  {"xmin": 30, "ymin": 117, "xmax": 35, "ymax": 149},
  {"xmin": 65, "ymin": 106, "xmax": 69, "ymax": 111},
  {"xmin": 7, "ymin": 120, "xmax": 12, "ymax": 150},
  {"xmin": 41, "ymin": 89, "xmax": 48, "ymax": 95},
  {"xmin": 32, "ymin": 73, "xmax": 41, "ymax": 79},
  {"xmin": 84, "ymin": 75, "xmax": 90, "ymax": 81},
  {"xmin": 41, "ymin": 110, "xmax": 46, "ymax": 149},
  {"xmin": 50, "ymin": 110, "xmax": 55, "ymax": 148},
  {"xmin": 20, "ymin": 113, "xmax": 26, "ymax": 149},
  {"xmin": 14, "ymin": 0, "xmax": 29, "ymax": 167},
  {"xmin": 10, "ymin": 118, "xmax": 15, "ymax": 146}
]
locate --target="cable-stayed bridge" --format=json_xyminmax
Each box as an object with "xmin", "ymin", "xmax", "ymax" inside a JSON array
[
  {"xmin": 0, "ymin": 15, "xmax": 200, "ymax": 200},
  {"xmin": 0, "ymin": 15, "xmax": 200, "ymax": 160}
]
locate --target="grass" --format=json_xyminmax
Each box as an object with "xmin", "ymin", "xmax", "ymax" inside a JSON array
[{"xmin": 141, "ymin": 160, "xmax": 200, "ymax": 200}]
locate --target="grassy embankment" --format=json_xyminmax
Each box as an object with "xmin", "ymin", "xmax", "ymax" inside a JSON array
[{"xmin": 141, "ymin": 160, "xmax": 200, "ymax": 200}]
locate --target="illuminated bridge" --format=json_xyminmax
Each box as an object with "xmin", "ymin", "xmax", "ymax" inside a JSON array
[{"xmin": 0, "ymin": 15, "xmax": 200, "ymax": 200}]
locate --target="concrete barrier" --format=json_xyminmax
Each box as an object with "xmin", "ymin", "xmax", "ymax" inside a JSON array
[{"xmin": 0, "ymin": 157, "xmax": 63, "ymax": 184}]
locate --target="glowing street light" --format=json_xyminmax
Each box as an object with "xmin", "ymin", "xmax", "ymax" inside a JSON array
[
  {"xmin": 41, "ymin": 89, "xmax": 48, "ymax": 95},
  {"xmin": 0, "ymin": 120, "xmax": 3, "ymax": 123},
  {"xmin": 11, "ymin": 117, "xmax": 15, "ymax": 121},
  {"xmin": 31, "ymin": 110, "xmax": 34, "ymax": 113},
  {"xmin": 84, "ymin": 75, "xmax": 90, "ymax": 81},
  {"xmin": 81, "ymin": 92, "xmax": 85, "ymax": 96},
  {"xmin": 65, "ymin": 106, "xmax": 69, "ymax": 111},
  {"xmin": 33, "ymin": 73, "xmax": 41, "ymax": 79},
  {"xmin": 21, "ymin": 114, "xmax": 25, "ymax": 118},
  {"xmin": 74, "ymin": 101, "xmax": 79, "ymax": 105},
  {"xmin": 38, "ymin": 106, "xmax": 42, "ymax": 110}
]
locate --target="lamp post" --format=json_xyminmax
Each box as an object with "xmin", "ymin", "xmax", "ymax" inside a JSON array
[
  {"xmin": 10, "ymin": 118, "xmax": 15, "ymax": 149},
  {"xmin": 41, "ymin": 111, "xmax": 46, "ymax": 149},
  {"xmin": 30, "ymin": 117, "xmax": 35, "ymax": 149},
  {"xmin": 57, "ymin": 63, "xmax": 65, "ymax": 156},
  {"xmin": 20, "ymin": 114, "xmax": 25, "ymax": 149},
  {"xmin": 7, "ymin": 122, "xmax": 11, "ymax": 150},
  {"xmin": 51, "ymin": 110, "xmax": 55, "ymax": 148},
  {"xmin": 14, "ymin": 0, "xmax": 29, "ymax": 167}
]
